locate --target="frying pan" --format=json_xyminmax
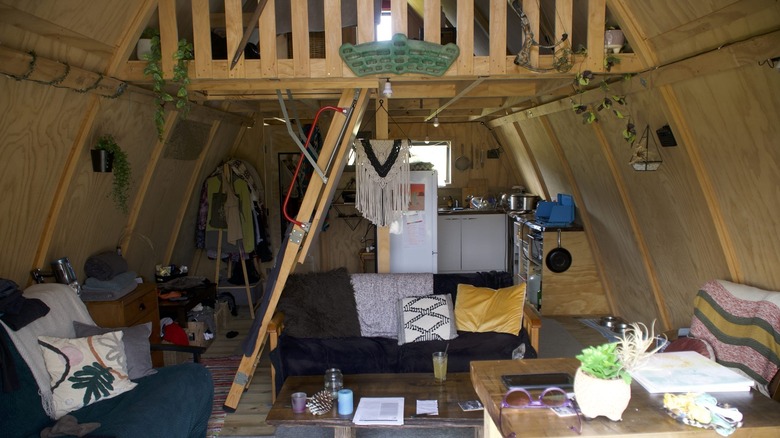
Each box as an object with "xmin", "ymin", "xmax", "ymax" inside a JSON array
[
  {"xmin": 454, "ymin": 144, "xmax": 471, "ymax": 171},
  {"xmin": 546, "ymin": 229, "xmax": 572, "ymax": 273}
]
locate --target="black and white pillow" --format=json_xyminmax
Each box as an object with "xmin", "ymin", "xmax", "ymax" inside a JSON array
[{"xmin": 397, "ymin": 294, "xmax": 458, "ymax": 345}]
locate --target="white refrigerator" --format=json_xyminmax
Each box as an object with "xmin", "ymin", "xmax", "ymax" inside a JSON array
[{"xmin": 389, "ymin": 170, "xmax": 438, "ymax": 273}]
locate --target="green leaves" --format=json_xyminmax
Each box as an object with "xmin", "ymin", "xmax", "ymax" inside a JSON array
[
  {"xmin": 69, "ymin": 362, "xmax": 116, "ymax": 405},
  {"xmin": 576, "ymin": 343, "xmax": 631, "ymax": 384},
  {"xmin": 142, "ymin": 35, "xmax": 193, "ymax": 139},
  {"xmin": 623, "ymin": 122, "xmax": 637, "ymax": 144},
  {"xmin": 95, "ymin": 135, "xmax": 131, "ymax": 213}
]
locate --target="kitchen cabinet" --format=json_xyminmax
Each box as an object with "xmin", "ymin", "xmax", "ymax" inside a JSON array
[
  {"xmin": 437, "ymin": 213, "xmax": 507, "ymax": 273},
  {"xmin": 514, "ymin": 218, "xmax": 608, "ymax": 315}
]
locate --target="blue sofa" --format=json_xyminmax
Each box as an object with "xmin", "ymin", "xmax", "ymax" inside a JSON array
[{"xmin": 1, "ymin": 284, "xmax": 213, "ymax": 438}]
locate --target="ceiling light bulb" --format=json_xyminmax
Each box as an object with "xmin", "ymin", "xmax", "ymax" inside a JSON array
[
  {"xmin": 425, "ymin": 135, "xmax": 430, "ymax": 144},
  {"xmin": 382, "ymin": 80, "xmax": 393, "ymax": 97},
  {"xmin": 433, "ymin": 116, "xmax": 439, "ymax": 128}
]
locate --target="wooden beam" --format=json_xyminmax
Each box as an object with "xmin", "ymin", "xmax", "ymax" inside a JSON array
[
  {"xmin": 456, "ymin": 0, "xmax": 474, "ymax": 75},
  {"xmin": 522, "ymin": 0, "xmax": 540, "ymax": 69},
  {"xmin": 324, "ymin": 0, "xmax": 343, "ymax": 77},
  {"xmin": 106, "ymin": 0, "xmax": 158, "ymax": 76},
  {"xmin": 424, "ymin": 0, "xmax": 441, "ymax": 44},
  {"xmin": 489, "ymin": 0, "xmax": 507, "ymax": 75},
  {"xmin": 424, "ymin": 77, "xmax": 486, "ymax": 121},
  {"xmin": 158, "ymin": 0, "xmax": 179, "ymax": 79},
  {"xmin": 259, "ymin": 0, "xmax": 278, "ymax": 77},
  {"xmin": 583, "ymin": 0, "xmax": 606, "ymax": 72},
  {"xmin": 192, "ymin": 0, "xmax": 214, "ymax": 79},
  {"xmin": 391, "ymin": 0, "xmax": 408, "ymax": 36},
  {"xmin": 489, "ymin": 30, "xmax": 780, "ymax": 127},
  {"xmin": 225, "ymin": 0, "xmax": 246, "ymax": 77},
  {"xmin": 291, "ymin": 0, "xmax": 310, "ymax": 77},
  {"xmin": 605, "ymin": 0, "xmax": 655, "ymax": 68},
  {"xmin": 357, "ymin": 0, "xmax": 375, "ymax": 43}
]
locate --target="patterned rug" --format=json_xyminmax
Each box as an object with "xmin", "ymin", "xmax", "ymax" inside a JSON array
[{"xmin": 202, "ymin": 355, "xmax": 242, "ymax": 437}]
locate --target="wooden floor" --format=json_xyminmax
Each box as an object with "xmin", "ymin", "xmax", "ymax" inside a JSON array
[{"xmin": 203, "ymin": 309, "xmax": 609, "ymax": 437}]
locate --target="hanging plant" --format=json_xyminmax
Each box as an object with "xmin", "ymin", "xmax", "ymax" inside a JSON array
[
  {"xmin": 95, "ymin": 135, "xmax": 131, "ymax": 213},
  {"xmin": 142, "ymin": 30, "xmax": 193, "ymax": 139}
]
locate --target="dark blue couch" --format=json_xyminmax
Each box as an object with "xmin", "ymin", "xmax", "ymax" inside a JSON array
[
  {"xmin": 268, "ymin": 272, "xmax": 538, "ymax": 396},
  {"xmin": 0, "ymin": 284, "xmax": 213, "ymax": 438}
]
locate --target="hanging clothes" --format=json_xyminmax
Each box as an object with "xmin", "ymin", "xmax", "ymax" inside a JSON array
[{"xmin": 196, "ymin": 159, "xmax": 273, "ymax": 261}]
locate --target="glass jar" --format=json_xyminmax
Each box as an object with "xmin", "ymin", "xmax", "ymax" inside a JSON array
[{"xmin": 324, "ymin": 368, "xmax": 343, "ymax": 400}]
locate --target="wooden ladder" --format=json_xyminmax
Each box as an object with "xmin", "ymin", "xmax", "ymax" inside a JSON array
[{"xmin": 223, "ymin": 88, "xmax": 370, "ymax": 410}]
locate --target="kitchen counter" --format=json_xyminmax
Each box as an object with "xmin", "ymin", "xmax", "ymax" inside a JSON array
[{"xmin": 437, "ymin": 207, "xmax": 506, "ymax": 215}]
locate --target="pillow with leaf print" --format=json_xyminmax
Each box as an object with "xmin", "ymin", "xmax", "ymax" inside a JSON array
[{"xmin": 37, "ymin": 331, "xmax": 137, "ymax": 418}]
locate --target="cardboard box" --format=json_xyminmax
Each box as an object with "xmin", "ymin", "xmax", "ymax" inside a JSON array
[
  {"xmin": 214, "ymin": 301, "xmax": 229, "ymax": 333},
  {"xmin": 218, "ymin": 279, "xmax": 263, "ymax": 307},
  {"xmin": 185, "ymin": 321, "xmax": 209, "ymax": 347}
]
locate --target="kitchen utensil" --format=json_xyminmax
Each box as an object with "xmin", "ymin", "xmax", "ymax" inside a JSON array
[
  {"xmin": 546, "ymin": 229, "xmax": 572, "ymax": 273},
  {"xmin": 509, "ymin": 193, "xmax": 539, "ymax": 211},
  {"xmin": 455, "ymin": 144, "xmax": 471, "ymax": 171}
]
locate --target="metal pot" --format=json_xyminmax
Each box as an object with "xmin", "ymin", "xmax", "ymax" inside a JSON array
[{"xmin": 509, "ymin": 193, "xmax": 539, "ymax": 211}]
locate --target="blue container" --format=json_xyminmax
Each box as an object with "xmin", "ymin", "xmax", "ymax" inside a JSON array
[{"xmin": 536, "ymin": 194, "xmax": 575, "ymax": 226}]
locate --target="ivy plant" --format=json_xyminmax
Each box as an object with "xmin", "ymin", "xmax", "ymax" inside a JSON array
[
  {"xmin": 95, "ymin": 134, "xmax": 131, "ymax": 214},
  {"xmin": 142, "ymin": 30, "xmax": 193, "ymax": 139}
]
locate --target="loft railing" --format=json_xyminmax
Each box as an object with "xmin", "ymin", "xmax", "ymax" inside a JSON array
[{"xmin": 122, "ymin": 0, "xmax": 640, "ymax": 84}]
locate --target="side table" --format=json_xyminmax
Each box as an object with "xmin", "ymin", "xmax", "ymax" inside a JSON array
[
  {"xmin": 158, "ymin": 281, "xmax": 217, "ymax": 327},
  {"xmin": 84, "ymin": 282, "xmax": 163, "ymax": 367}
]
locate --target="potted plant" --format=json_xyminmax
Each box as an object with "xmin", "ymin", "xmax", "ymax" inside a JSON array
[
  {"xmin": 93, "ymin": 135, "xmax": 132, "ymax": 214},
  {"xmin": 142, "ymin": 32, "xmax": 193, "ymax": 139},
  {"xmin": 605, "ymin": 25, "xmax": 625, "ymax": 53},
  {"xmin": 573, "ymin": 321, "xmax": 663, "ymax": 421},
  {"xmin": 136, "ymin": 27, "xmax": 157, "ymax": 60}
]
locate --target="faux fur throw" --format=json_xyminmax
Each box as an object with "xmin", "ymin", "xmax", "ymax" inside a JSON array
[
  {"xmin": 277, "ymin": 268, "xmax": 361, "ymax": 338},
  {"xmin": 355, "ymin": 139, "xmax": 410, "ymax": 227}
]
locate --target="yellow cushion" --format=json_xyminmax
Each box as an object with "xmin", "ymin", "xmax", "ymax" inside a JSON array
[{"xmin": 454, "ymin": 283, "xmax": 526, "ymax": 334}]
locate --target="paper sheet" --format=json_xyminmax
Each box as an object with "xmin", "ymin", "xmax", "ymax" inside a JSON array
[
  {"xmin": 353, "ymin": 397, "xmax": 404, "ymax": 425},
  {"xmin": 416, "ymin": 400, "xmax": 438, "ymax": 416}
]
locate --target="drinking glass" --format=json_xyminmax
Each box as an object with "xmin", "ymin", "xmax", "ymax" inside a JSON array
[
  {"xmin": 432, "ymin": 352, "xmax": 448, "ymax": 383},
  {"xmin": 291, "ymin": 392, "xmax": 307, "ymax": 413}
]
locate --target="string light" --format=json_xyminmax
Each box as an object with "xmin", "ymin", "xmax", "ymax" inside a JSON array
[
  {"xmin": 382, "ymin": 79, "xmax": 393, "ymax": 97},
  {"xmin": 433, "ymin": 115, "xmax": 439, "ymax": 128}
]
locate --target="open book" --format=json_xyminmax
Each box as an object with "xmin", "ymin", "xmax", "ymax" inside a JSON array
[
  {"xmin": 352, "ymin": 397, "xmax": 404, "ymax": 425},
  {"xmin": 630, "ymin": 351, "xmax": 754, "ymax": 393}
]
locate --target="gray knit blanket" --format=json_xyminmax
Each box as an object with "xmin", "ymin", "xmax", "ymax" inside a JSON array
[{"xmin": 350, "ymin": 273, "xmax": 433, "ymax": 338}]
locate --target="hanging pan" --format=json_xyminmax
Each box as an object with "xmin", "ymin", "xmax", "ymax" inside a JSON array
[
  {"xmin": 454, "ymin": 144, "xmax": 471, "ymax": 171},
  {"xmin": 546, "ymin": 229, "xmax": 572, "ymax": 273}
]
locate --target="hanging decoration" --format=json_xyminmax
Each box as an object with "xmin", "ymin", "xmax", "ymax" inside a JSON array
[
  {"xmin": 509, "ymin": 1, "xmax": 572, "ymax": 73},
  {"xmin": 355, "ymin": 139, "xmax": 411, "ymax": 227},
  {"xmin": 629, "ymin": 124, "xmax": 663, "ymax": 171}
]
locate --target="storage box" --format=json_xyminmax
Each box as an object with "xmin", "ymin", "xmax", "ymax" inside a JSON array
[
  {"xmin": 184, "ymin": 321, "xmax": 209, "ymax": 347},
  {"xmin": 217, "ymin": 279, "xmax": 263, "ymax": 307},
  {"xmin": 535, "ymin": 193, "xmax": 575, "ymax": 226},
  {"xmin": 214, "ymin": 301, "xmax": 229, "ymax": 333}
]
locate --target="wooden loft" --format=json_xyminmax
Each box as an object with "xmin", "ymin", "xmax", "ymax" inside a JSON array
[{"xmin": 114, "ymin": 0, "xmax": 643, "ymax": 124}]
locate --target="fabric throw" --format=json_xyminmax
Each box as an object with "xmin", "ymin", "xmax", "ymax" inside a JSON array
[
  {"xmin": 355, "ymin": 139, "xmax": 410, "ymax": 227},
  {"xmin": 454, "ymin": 283, "xmax": 526, "ymax": 335},
  {"xmin": 83, "ymin": 252, "xmax": 128, "ymax": 281},
  {"xmin": 398, "ymin": 294, "xmax": 457, "ymax": 345},
  {"xmin": 73, "ymin": 321, "xmax": 157, "ymax": 380},
  {"xmin": 690, "ymin": 279, "xmax": 780, "ymax": 395},
  {"xmin": 37, "ymin": 331, "xmax": 137, "ymax": 419},
  {"xmin": 81, "ymin": 271, "xmax": 138, "ymax": 301},
  {"xmin": 351, "ymin": 273, "xmax": 433, "ymax": 338},
  {"xmin": 277, "ymin": 268, "xmax": 361, "ymax": 338}
]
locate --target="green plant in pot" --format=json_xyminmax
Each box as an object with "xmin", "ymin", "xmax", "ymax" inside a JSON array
[
  {"xmin": 574, "ymin": 321, "xmax": 663, "ymax": 421},
  {"xmin": 142, "ymin": 30, "xmax": 193, "ymax": 139},
  {"xmin": 94, "ymin": 135, "xmax": 131, "ymax": 214}
]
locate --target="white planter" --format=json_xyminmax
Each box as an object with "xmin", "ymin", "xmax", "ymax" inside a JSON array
[
  {"xmin": 136, "ymin": 38, "xmax": 152, "ymax": 60},
  {"xmin": 573, "ymin": 367, "xmax": 631, "ymax": 421}
]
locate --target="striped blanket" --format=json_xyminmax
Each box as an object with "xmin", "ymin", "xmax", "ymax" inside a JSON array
[{"xmin": 691, "ymin": 280, "xmax": 780, "ymax": 395}]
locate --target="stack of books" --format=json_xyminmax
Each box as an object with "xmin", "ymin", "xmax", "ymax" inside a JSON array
[{"xmin": 630, "ymin": 351, "xmax": 754, "ymax": 393}]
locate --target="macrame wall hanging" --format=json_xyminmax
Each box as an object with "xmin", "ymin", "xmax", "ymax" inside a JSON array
[{"xmin": 354, "ymin": 139, "xmax": 410, "ymax": 227}]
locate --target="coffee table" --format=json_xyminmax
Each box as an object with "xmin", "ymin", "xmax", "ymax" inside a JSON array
[
  {"xmin": 266, "ymin": 373, "xmax": 484, "ymax": 438},
  {"xmin": 471, "ymin": 358, "xmax": 780, "ymax": 437}
]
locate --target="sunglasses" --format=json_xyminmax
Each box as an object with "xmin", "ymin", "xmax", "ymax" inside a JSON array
[{"xmin": 498, "ymin": 387, "xmax": 582, "ymax": 437}]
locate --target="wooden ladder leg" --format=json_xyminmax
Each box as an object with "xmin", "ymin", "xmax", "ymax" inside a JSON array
[
  {"xmin": 222, "ymin": 88, "xmax": 369, "ymax": 411},
  {"xmin": 238, "ymin": 254, "xmax": 255, "ymax": 319}
]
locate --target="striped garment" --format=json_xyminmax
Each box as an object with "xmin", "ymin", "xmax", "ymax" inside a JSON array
[{"xmin": 691, "ymin": 280, "xmax": 780, "ymax": 394}]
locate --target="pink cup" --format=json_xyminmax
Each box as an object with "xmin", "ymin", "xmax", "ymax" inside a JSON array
[{"xmin": 291, "ymin": 392, "xmax": 307, "ymax": 413}]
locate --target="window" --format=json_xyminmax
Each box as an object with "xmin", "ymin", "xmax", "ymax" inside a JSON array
[
  {"xmin": 377, "ymin": 12, "xmax": 392, "ymax": 41},
  {"xmin": 409, "ymin": 140, "xmax": 451, "ymax": 186}
]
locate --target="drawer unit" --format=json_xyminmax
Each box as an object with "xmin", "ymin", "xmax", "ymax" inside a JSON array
[{"xmin": 85, "ymin": 282, "xmax": 162, "ymax": 366}]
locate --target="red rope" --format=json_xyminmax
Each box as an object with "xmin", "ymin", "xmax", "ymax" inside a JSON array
[{"xmin": 282, "ymin": 106, "xmax": 345, "ymax": 228}]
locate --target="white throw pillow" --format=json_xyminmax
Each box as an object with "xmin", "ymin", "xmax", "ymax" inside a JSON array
[
  {"xmin": 397, "ymin": 294, "xmax": 458, "ymax": 345},
  {"xmin": 38, "ymin": 331, "xmax": 137, "ymax": 418}
]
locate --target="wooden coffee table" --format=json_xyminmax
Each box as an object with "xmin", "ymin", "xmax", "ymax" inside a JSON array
[
  {"xmin": 266, "ymin": 373, "xmax": 484, "ymax": 437},
  {"xmin": 471, "ymin": 358, "xmax": 780, "ymax": 437}
]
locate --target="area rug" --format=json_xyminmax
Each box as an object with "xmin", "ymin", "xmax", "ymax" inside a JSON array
[{"xmin": 202, "ymin": 355, "xmax": 242, "ymax": 437}]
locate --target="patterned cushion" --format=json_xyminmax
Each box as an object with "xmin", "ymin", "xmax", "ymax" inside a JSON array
[
  {"xmin": 454, "ymin": 283, "xmax": 525, "ymax": 334},
  {"xmin": 398, "ymin": 294, "xmax": 458, "ymax": 345},
  {"xmin": 37, "ymin": 331, "xmax": 137, "ymax": 418}
]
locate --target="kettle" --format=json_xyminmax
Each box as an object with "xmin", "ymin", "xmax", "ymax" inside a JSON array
[{"xmin": 509, "ymin": 193, "xmax": 539, "ymax": 211}]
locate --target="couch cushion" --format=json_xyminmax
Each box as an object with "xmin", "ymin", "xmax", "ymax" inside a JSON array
[
  {"xmin": 73, "ymin": 321, "xmax": 157, "ymax": 380},
  {"xmin": 454, "ymin": 283, "xmax": 525, "ymax": 334},
  {"xmin": 432, "ymin": 271, "xmax": 513, "ymax": 305},
  {"xmin": 278, "ymin": 268, "xmax": 361, "ymax": 338},
  {"xmin": 397, "ymin": 294, "xmax": 457, "ymax": 345},
  {"xmin": 72, "ymin": 363, "xmax": 213, "ymax": 438},
  {"xmin": 397, "ymin": 331, "xmax": 536, "ymax": 373},
  {"xmin": 38, "ymin": 332, "xmax": 137, "ymax": 418},
  {"xmin": 351, "ymin": 273, "xmax": 433, "ymax": 338}
]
